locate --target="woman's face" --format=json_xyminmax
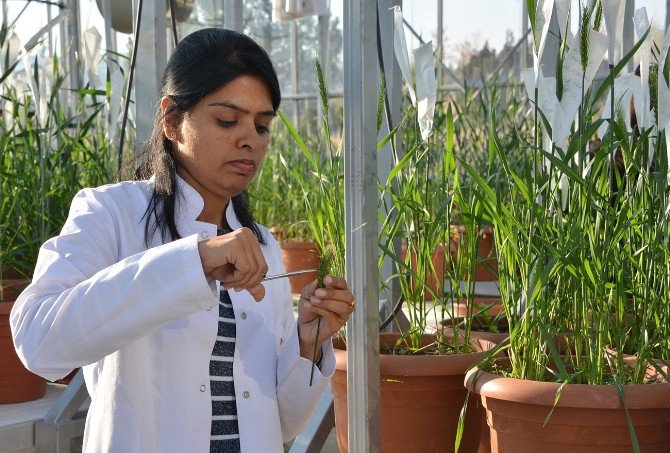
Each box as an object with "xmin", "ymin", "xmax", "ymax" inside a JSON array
[{"xmin": 165, "ymin": 75, "xmax": 275, "ymax": 203}]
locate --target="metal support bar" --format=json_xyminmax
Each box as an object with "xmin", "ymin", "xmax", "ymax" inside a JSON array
[
  {"xmin": 289, "ymin": 385, "xmax": 335, "ymax": 453},
  {"xmin": 437, "ymin": 0, "xmax": 443, "ymax": 85},
  {"xmin": 66, "ymin": 0, "xmax": 81, "ymax": 92},
  {"xmin": 134, "ymin": 0, "xmax": 167, "ymax": 156},
  {"xmin": 521, "ymin": 0, "xmax": 529, "ymax": 70},
  {"xmin": 224, "ymin": 0, "xmax": 243, "ymax": 32},
  {"xmin": 35, "ymin": 370, "xmax": 90, "ymax": 453},
  {"xmin": 290, "ymin": 20, "xmax": 299, "ymax": 124},
  {"xmin": 344, "ymin": 0, "xmax": 381, "ymax": 451}
]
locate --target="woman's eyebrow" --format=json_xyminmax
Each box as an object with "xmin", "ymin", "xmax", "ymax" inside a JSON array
[{"xmin": 207, "ymin": 101, "xmax": 276, "ymax": 117}]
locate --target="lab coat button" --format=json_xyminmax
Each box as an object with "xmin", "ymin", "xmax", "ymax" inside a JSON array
[
  {"xmin": 241, "ymin": 312, "xmax": 247, "ymax": 320},
  {"xmin": 280, "ymin": 338, "xmax": 283, "ymax": 345},
  {"xmin": 243, "ymin": 391, "xmax": 250, "ymax": 399},
  {"xmin": 200, "ymin": 231, "xmax": 209, "ymax": 239},
  {"xmin": 200, "ymin": 385, "xmax": 206, "ymax": 392}
]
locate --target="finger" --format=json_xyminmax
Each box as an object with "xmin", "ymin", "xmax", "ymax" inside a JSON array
[
  {"xmin": 309, "ymin": 295, "xmax": 352, "ymax": 316},
  {"xmin": 313, "ymin": 287, "xmax": 354, "ymax": 304},
  {"xmin": 323, "ymin": 275, "xmax": 348, "ymax": 290},
  {"xmin": 302, "ymin": 302, "xmax": 348, "ymax": 327},
  {"xmin": 248, "ymin": 235, "xmax": 268, "ymax": 286},
  {"xmin": 300, "ymin": 279, "xmax": 318, "ymax": 300},
  {"xmin": 231, "ymin": 240, "xmax": 258, "ymax": 291},
  {"xmin": 247, "ymin": 283, "xmax": 266, "ymax": 302},
  {"xmin": 238, "ymin": 232, "xmax": 267, "ymax": 291}
]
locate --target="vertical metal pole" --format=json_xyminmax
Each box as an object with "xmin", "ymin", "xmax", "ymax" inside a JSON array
[
  {"xmin": 437, "ymin": 0, "xmax": 443, "ymax": 87},
  {"xmin": 521, "ymin": 0, "xmax": 529, "ymax": 70},
  {"xmin": 290, "ymin": 20, "xmax": 299, "ymax": 124},
  {"xmin": 134, "ymin": 0, "xmax": 167, "ymax": 156},
  {"xmin": 667, "ymin": 0, "xmax": 670, "ymax": 31},
  {"xmin": 344, "ymin": 1, "xmax": 380, "ymax": 452},
  {"xmin": 66, "ymin": 0, "xmax": 82, "ymax": 91},
  {"xmin": 623, "ymin": 0, "xmax": 636, "ymax": 73},
  {"xmin": 224, "ymin": 0, "xmax": 243, "ymax": 32},
  {"xmin": 47, "ymin": 4, "xmax": 53, "ymax": 57}
]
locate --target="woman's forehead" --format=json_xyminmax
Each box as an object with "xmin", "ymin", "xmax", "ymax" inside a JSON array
[{"xmin": 202, "ymin": 76, "xmax": 274, "ymax": 113}]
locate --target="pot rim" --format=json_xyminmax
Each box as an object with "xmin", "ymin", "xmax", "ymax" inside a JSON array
[
  {"xmin": 333, "ymin": 332, "xmax": 496, "ymax": 376},
  {"xmin": 465, "ymin": 359, "xmax": 670, "ymax": 410}
]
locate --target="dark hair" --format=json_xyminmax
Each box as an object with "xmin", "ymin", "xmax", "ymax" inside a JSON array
[{"xmin": 130, "ymin": 28, "xmax": 280, "ymax": 246}]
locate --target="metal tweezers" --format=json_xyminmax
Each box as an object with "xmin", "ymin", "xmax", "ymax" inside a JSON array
[{"xmin": 261, "ymin": 268, "xmax": 319, "ymax": 282}]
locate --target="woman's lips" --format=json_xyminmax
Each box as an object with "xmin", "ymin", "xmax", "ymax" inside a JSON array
[{"xmin": 228, "ymin": 160, "xmax": 256, "ymax": 175}]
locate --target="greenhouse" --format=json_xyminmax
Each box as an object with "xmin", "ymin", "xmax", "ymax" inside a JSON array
[{"xmin": 2, "ymin": 0, "xmax": 670, "ymax": 452}]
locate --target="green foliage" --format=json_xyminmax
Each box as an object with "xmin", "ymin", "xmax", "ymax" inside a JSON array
[{"xmin": 1, "ymin": 34, "xmax": 119, "ymax": 277}]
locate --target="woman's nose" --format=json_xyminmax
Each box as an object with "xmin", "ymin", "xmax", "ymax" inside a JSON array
[{"xmin": 236, "ymin": 119, "xmax": 261, "ymax": 151}]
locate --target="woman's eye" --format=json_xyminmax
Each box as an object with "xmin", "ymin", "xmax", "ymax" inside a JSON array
[
  {"xmin": 216, "ymin": 119, "xmax": 236, "ymax": 127},
  {"xmin": 256, "ymin": 124, "xmax": 270, "ymax": 134}
]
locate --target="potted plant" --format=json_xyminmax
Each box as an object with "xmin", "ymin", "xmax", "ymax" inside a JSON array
[
  {"xmin": 461, "ymin": 3, "xmax": 670, "ymax": 451},
  {"xmin": 1, "ymin": 19, "xmax": 117, "ymax": 393},
  {"xmin": 276, "ymin": 54, "xmax": 513, "ymax": 450}
]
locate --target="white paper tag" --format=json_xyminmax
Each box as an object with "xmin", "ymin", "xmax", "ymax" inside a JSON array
[
  {"xmin": 633, "ymin": 7, "xmax": 652, "ymax": 130},
  {"xmin": 603, "ymin": 0, "xmax": 625, "ymax": 65},
  {"xmin": 554, "ymin": 0, "xmax": 570, "ymax": 41},
  {"xmin": 108, "ymin": 66, "xmax": 125, "ymax": 145},
  {"xmin": 413, "ymin": 42, "xmax": 437, "ymax": 141},
  {"xmin": 598, "ymin": 73, "xmax": 639, "ymax": 138},
  {"xmin": 658, "ymin": 74, "xmax": 670, "ymax": 131},
  {"xmin": 83, "ymin": 26, "xmax": 102, "ymax": 88},
  {"xmin": 0, "ymin": 32, "xmax": 21, "ymax": 74},
  {"xmin": 391, "ymin": 6, "xmax": 416, "ymax": 105},
  {"xmin": 559, "ymin": 29, "xmax": 608, "ymax": 128},
  {"xmin": 534, "ymin": 0, "xmax": 556, "ymax": 64}
]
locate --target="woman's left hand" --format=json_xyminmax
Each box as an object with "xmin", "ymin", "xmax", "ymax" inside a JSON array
[{"xmin": 297, "ymin": 275, "xmax": 354, "ymax": 357}]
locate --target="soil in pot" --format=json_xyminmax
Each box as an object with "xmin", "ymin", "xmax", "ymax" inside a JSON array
[
  {"xmin": 279, "ymin": 242, "xmax": 320, "ymax": 294},
  {"xmin": 332, "ymin": 333, "xmax": 495, "ymax": 453},
  {"xmin": 0, "ymin": 298, "xmax": 47, "ymax": 403},
  {"xmin": 465, "ymin": 357, "xmax": 670, "ymax": 452}
]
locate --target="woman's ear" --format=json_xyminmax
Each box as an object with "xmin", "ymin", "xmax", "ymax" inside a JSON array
[{"xmin": 161, "ymin": 96, "xmax": 180, "ymax": 141}]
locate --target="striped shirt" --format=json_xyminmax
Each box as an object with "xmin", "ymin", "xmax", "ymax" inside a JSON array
[{"xmin": 210, "ymin": 228, "xmax": 240, "ymax": 453}]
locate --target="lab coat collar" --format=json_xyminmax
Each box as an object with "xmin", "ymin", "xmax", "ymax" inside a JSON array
[{"xmin": 160, "ymin": 173, "xmax": 243, "ymax": 231}]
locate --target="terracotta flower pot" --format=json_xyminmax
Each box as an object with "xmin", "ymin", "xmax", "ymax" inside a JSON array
[
  {"xmin": 0, "ymin": 299, "xmax": 47, "ymax": 403},
  {"xmin": 442, "ymin": 315, "xmax": 509, "ymax": 345},
  {"xmin": 465, "ymin": 358, "xmax": 670, "ymax": 452},
  {"xmin": 332, "ymin": 333, "xmax": 495, "ymax": 453},
  {"xmin": 279, "ymin": 241, "xmax": 320, "ymax": 294},
  {"xmin": 0, "ymin": 278, "xmax": 32, "ymax": 302},
  {"xmin": 400, "ymin": 244, "xmax": 449, "ymax": 301},
  {"xmin": 2, "ymin": 267, "xmax": 26, "ymax": 280},
  {"xmin": 449, "ymin": 225, "xmax": 498, "ymax": 282},
  {"xmin": 449, "ymin": 297, "xmax": 503, "ymax": 319}
]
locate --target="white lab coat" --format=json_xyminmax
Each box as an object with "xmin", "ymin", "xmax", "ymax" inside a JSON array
[{"xmin": 10, "ymin": 175, "xmax": 334, "ymax": 452}]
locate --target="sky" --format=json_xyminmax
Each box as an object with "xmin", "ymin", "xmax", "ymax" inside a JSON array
[{"xmin": 2, "ymin": 0, "xmax": 668, "ymax": 67}]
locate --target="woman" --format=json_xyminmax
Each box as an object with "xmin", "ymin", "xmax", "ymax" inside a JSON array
[{"xmin": 10, "ymin": 28, "xmax": 354, "ymax": 452}]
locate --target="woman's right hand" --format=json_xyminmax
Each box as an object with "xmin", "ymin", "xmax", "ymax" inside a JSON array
[{"xmin": 197, "ymin": 227, "xmax": 268, "ymax": 301}]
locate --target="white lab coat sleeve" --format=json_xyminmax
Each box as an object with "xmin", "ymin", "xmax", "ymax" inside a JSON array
[
  {"xmin": 270, "ymin": 237, "xmax": 335, "ymax": 443},
  {"xmin": 10, "ymin": 188, "xmax": 218, "ymax": 382}
]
